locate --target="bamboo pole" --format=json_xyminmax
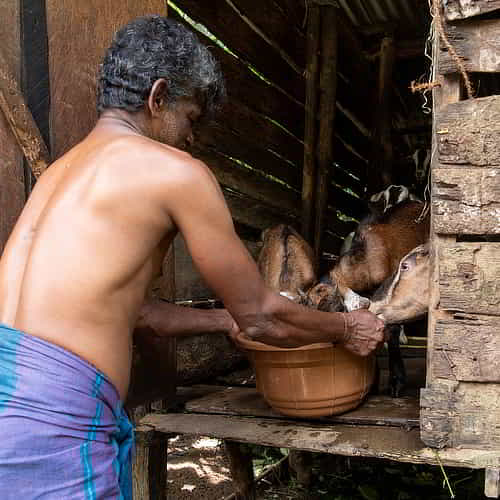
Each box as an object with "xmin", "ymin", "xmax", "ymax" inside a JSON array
[
  {"xmin": 313, "ymin": 6, "xmax": 338, "ymax": 261},
  {"xmin": 301, "ymin": 4, "xmax": 321, "ymax": 244}
]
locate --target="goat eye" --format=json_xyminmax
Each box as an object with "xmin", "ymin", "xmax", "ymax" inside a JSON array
[{"xmin": 401, "ymin": 262, "xmax": 410, "ymax": 272}]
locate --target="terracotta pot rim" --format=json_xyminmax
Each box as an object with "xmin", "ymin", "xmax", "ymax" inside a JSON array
[{"xmin": 234, "ymin": 333, "xmax": 333, "ymax": 352}]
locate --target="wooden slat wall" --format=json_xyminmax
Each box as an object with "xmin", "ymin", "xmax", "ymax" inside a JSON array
[
  {"xmin": 421, "ymin": 23, "xmax": 500, "ymax": 451},
  {"xmin": 0, "ymin": 0, "xmax": 25, "ymax": 253},
  {"xmin": 172, "ymin": 1, "xmax": 373, "ymax": 242}
]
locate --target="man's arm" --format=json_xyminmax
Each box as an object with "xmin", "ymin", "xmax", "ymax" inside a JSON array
[
  {"xmin": 135, "ymin": 300, "xmax": 238, "ymax": 339},
  {"xmin": 163, "ymin": 159, "xmax": 384, "ymax": 356}
]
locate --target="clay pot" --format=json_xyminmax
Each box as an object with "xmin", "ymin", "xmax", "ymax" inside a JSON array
[{"xmin": 236, "ymin": 335, "xmax": 376, "ymax": 418}]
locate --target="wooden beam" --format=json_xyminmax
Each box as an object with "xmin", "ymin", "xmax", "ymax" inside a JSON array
[
  {"xmin": 314, "ymin": 6, "xmax": 338, "ymax": 261},
  {"xmin": 0, "ymin": 48, "xmax": 50, "ymax": 178},
  {"xmin": 301, "ymin": 3, "xmax": 320, "ymax": 243},
  {"xmin": 0, "ymin": 0, "xmax": 25, "ymax": 252}
]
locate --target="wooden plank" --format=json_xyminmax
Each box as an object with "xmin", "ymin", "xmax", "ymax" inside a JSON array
[
  {"xmin": 223, "ymin": 190, "xmax": 298, "ymax": 232},
  {"xmin": 173, "ymin": 0, "xmax": 304, "ymax": 104},
  {"xmin": 439, "ymin": 18, "xmax": 500, "ymax": 74},
  {"xmin": 422, "ymin": 380, "xmax": 500, "ymax": 449},
  {"xmin": 439, "ymin": 243, "xmax": 500, "ymax": 315},
  {"xmin": 222, "ymin": 0, "xmax": 306, "ymax": 70},
  {"xmin": 444, "ymin": 0, "xmax": 500, "ymax": 21},
  {"xmin": 185, "ymin": 386, "xmax": 420, "ymax": 428},
  {"xmin": 432, "ymin": 313, "xmax": 500, "ymax": 381},
  {"xmin": 192, "ymin": 146, "xmax": 300, "ymax": 216},
  {"xmin": 327, "ymin": 184, "xmax": 366, "ymax": 221},
  {"xmin": 432, "ymin": 168, "xmax": 500, "ymax": 234},
  {"xmin": 46, "ymin": 0, "xmax": 168, "ymax": 158},
  {"xmin": 437, "ymin": 96, "xmax": 500, "ymax": 167},
  {"xmin": 0, "ymin": 0, "xmax": 25, "ymax": 252},
  {"xmin": 209, "ymin": 100, "xmax": 303, "ymax": 174},
  {"xmin": 140, "ymin": 412, "xmax": 500, "ymax": 469},
  {"xmin": 195, "ymin": 119, "xmax": 301, "ymax": 191}
]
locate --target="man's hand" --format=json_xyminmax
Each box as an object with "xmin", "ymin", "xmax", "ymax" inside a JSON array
[{"xmin": 342, "ymin": 310, "xmax": 385, "ymax": 356}]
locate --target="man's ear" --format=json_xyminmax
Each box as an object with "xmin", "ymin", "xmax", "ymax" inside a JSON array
[{"xmin": 147, "ymin": 79, "xmax": 168, "ymax": 115}]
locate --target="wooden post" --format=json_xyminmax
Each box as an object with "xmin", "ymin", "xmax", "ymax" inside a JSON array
[
  {"xmin": 313, "ymin": 5, "xmax": 338, "ymax": 261},
  {"xmin": 368, "ymin": 36, "xmax": 395, "ymax": 195},
  {"xmin": 225, "ymin": 440, "xmax": 256, "ymax": 500},
  {"xmin": 485, "ymin": 467, "xmax": 500, "ymax": 499},
  {"xmin": 133, "ymin": 425, "xmax": 172, "ymax": 500},
  {"xmin": 289, "ymin": 450, "xmax": 313, "ymax": 487},
  {"xmin": 0, "ymin": 0, "xmax": 25, "ymax": 252},
  {"xmin": 301, "ymin": 3, "xmax": 320, "ymax": 243}
]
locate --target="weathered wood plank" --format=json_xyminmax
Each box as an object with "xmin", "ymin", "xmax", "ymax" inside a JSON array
[
  {"xmin": 432, "ymin": 168, "xmax": 500, "ymax": 234},
  {"xmin": 222, "ymin": 0, "xmax": 306, "ymax": 70},
  {"xmin": 0, "ymin": 0, "xmax": 25, "ymax": 252},
  {"xmin": 422, "ymin": 380, "xmax": 500, "ymax": 449},
  {"xmin": 192, "ymin": 146, "xmax": 300, "ymax": 216},
  {"xmin": 185, "ymin": 386, "xmax": 420, "ymax": 428},
  {"xmin": 437, "ymin": 96, "xmax": 500, "ymax": 167},
  {"xmin": 46, "ymin": 0, "xmax": 168, "ymax": 158},
  {"xmin": 224, "ymin": 190, "xmax": 299, "ymax": 232},
  {"xmin": 195, "ymin": 119, "xmax": 301, "ymax": 191},
  {"xmin": 432, "ymin": 313, "xmax": 500, "ymax": 381},
  {"xmin": 439, "ymin": 18, "xmax": 500, "ymax": 74},
  {"xmin": 141, "ymin": 412, "xmax": 500, "ymax": 468},
  {"xmin": 173, "ymin": 0, "xmax": 304, "ymax": 105},
  {"xmin": 444, "ymin": 0, "xmax": 500, "ymax": 21},
  {"xmin": 439, "ymin": 243, "xmax": 500, "ymax": 315}
]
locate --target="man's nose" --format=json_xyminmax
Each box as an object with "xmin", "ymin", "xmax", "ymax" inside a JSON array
[{"xmin": 186, "ymin": 131, "xmax": 195, "ymax": 147}]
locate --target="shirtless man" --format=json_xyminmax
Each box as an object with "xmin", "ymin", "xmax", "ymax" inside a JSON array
[{"xmin": 0, "ymin": 16, "xmax": 384, "ymax": 499}]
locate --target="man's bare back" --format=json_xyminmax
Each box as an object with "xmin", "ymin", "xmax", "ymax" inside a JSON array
[{"xmin": 0, "ymin": 121, "xmax": 188, "ymax": 399}]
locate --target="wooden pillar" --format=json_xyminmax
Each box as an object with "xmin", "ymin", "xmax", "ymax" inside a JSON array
[
  {"xmin": 368, "ymin": 35, "xmax": 395, "ymax": 195},
  {"xmin": 313, "ymin": 5, "xmax": 338, "ymax": 261},
  {"xmin": 301, "ymin": 3, "xmax": 320, "ymax": 244},
  {"xmin": 0, "ymin": 0, "xmax": 25, "ymax": 253},
  {"xmin": 289, "ymin": 450, "xmax": 313, "ymax": 487},
  {"xmin": 225, "ymin": 440, "xmax": 256, "ymax": 500},
  {"xmin": 133, "ymin": 425, "xmax": 173, "ymax": 500}
]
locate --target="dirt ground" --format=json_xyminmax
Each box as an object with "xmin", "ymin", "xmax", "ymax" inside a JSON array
[{"xmin": 167, "ymin": 434, "xmax": 235, "ymax": 500}]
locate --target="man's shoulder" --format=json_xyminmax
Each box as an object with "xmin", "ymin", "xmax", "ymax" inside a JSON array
[{"xmin": 109, "ymin": 135, "xmax": 214, "ymax": 184}]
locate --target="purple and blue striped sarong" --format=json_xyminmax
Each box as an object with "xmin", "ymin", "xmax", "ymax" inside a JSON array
[{"xmin": 0, "ymin": 323, "xmax": 134, "ymax": 499}]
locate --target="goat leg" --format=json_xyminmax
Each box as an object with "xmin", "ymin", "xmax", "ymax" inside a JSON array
[{"xmin": 387, "ymin": 325, "xmax": 406, "ymax": 398}]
